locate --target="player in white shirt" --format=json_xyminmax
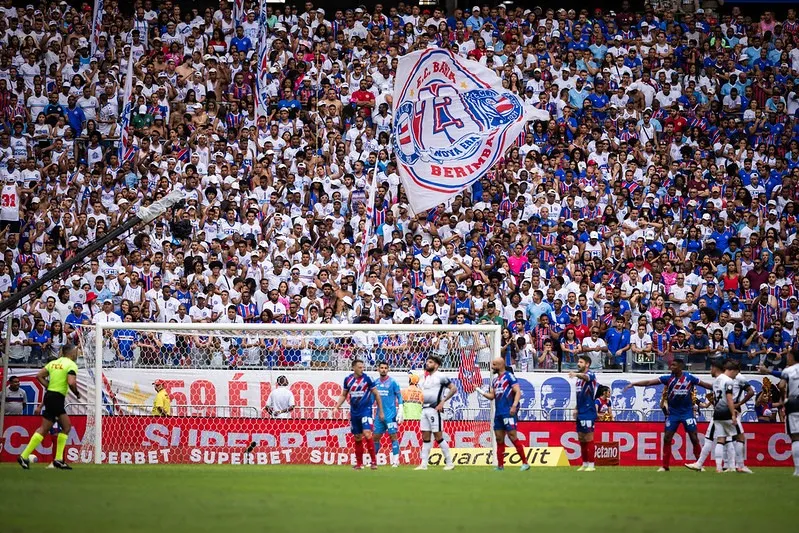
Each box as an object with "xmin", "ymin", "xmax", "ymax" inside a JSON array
[
  {"xmin": 416, "ymin": 355, "xmax": 457, "ymax": 471},
  {"xmin": 263, "ymin": 376, "xmax": 296, "ymax": 419},
  {"xmin": 686, "ymin": 359, "xmax": 752, "ymax": 472},
  {"xmin": 730, "ymin": 371, "xmax": 755, "ymax": 473},
  {"xmin": 685, "ymin": 360, "xmax": 737, "ymax": 473},
  {"xmin": 709, "ymin": 361, "xmax": 739, "ymax": 473},
  {"xmin": 762, "ymin": 349, "xmax": 799, "ymax": 476}
]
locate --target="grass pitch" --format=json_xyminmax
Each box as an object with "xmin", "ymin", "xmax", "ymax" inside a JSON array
[{"xmin": 0, "ymin": 464, "xmax": 795, "ymax": 533}]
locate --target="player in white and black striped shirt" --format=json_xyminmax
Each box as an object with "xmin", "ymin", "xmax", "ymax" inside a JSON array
[{"xmin": 761, "ymin": 347, "xmax": 799, "ymax": 476}]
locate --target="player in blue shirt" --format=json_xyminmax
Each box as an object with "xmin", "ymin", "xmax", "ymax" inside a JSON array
[
  {"xmin": 626, "ymin": 358, "xmax": 712, "ymax": 471},
  {"xmin": 335, "ymin": 359, "xmax": 384, "ymax": 470},
  {"xmin": 477, "ymin": 356, "xmax": 530, "ymax": 471},
  {"xmin": 372, "ymin": 361, "xmax": 404, "ymax": 468},
  {"xmin": 569, "ymin": 355, "xmax": 599, "ymax": 472}
]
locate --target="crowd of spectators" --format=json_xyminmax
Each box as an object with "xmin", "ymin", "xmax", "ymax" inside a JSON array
[{"xmin": 0, "ymin": 0, "xmax": 798, "ymax": 373}]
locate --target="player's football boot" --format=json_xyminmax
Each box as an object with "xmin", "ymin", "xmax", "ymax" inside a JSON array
[
  {"xmin": 577, "ymin": 465, "xmax": 587, "ymax": 471},
  {"xmin": 370, "ymin": 464, "xmax": 378, "ymax": 471},
  {"xmin": 520, "ymin": 464, "xmax": 530, "ymax": 472},
  {"xmin": 584, "ymin": 466, "xmax": 596, "ymax": 472},
  {"xmin": 684, "ymin": 462, "xmax": 704, "ymax": 472},
  {"xmin": 17, "ymin": 456, "xmax": 30, "ymax": 470},
  {"xmin": 352, "ymin": 465, "xmax": 363, "ymax": 470},
  {"xmin": 716, "ymin": 468, "xmax": 726, "ymax": 473},
  {"xmin": 414, "ymin": 465, "xmax": 428, "ymax": 470},
  {"xmin": 736, "ymin": 467, "xmax": 753, "ymax": 474},
  {"xmin": 443, "ymin": 464, "xmax": 455, "ymax": 471},
  {"xmin": 53, "ymin": 460, "xmax": 72, "ymax": 470},
  {"xmin": 657, "ymin": 467, "xmax": 669, "ymax": 472},
  {"xmin": 494, "ymin": 466, "xmax": 504, "ymax": 471}
]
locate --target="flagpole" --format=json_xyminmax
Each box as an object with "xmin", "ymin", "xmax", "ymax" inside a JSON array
[{"xmin": 315, "ymin": 53, "xmax": 322, "ymax": 156}]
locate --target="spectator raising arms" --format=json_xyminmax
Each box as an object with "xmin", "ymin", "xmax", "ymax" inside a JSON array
[{"xmin": 0, "ymin": 1, "xmax": 796, "ymax": 378}]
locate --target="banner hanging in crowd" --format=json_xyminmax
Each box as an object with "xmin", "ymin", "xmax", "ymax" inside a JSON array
[
  {"xmin": 254, "ymin": 0, "xmax": 271, "ymax": 120},
  {"xmin": 0, "ymin": 369, "xmax": 772, "ymax": 424},
  {"xmin": 117, "ymin": 46, "xmax": 136, "ymax": 164},
  {"xmin": 91, "ymin": 0, "xmax": 103, "ymax": 55},
  {"xmin": 1, "ymin": 417, "xmax": 792, "ymax": 467},
  {"xmin": 392, "ymin": 48, "xmax": 549, "ymax": 214}
]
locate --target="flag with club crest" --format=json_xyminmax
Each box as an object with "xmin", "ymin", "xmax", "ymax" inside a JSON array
[
  {"xmin": 91, "ymin": 0, "xmax": 103, "ymax": 55},
  {"xmin": 255, "ymin": 0, "xmax": 271, "ymax": 120},
  {"xmin": 392, "ymin": 48, "xmax": 549, "ymax": 214},
  {"xmin": 117, "ymin": 45, "xmax": 135, "ymax": 166},
  {"xmin": 458, "ymin": 344, "xmax": 483, "ymax": 394}
]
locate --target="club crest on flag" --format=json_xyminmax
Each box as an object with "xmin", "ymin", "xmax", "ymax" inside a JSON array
[
  {"xmin": 393, "ymin": 49, "xmax": 540, "ymax": 214},
  {"xmin": 395, "ymin": 86, "xmax": 522, "ymax": 168}
]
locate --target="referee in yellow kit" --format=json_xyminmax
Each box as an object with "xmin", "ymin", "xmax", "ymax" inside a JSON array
[{"xmin": 18, "ymin": 344, "xmax": 80, "ymax": 470}]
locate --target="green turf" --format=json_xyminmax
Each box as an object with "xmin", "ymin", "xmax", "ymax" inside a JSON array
[{"xmin": 0, "ymin": 464, "xmax": 795, "ymax": 532}]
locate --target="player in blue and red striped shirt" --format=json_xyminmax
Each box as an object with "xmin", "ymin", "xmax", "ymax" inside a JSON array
[
  {"xmin": 477, "ymin": 356, "xmax": 530, "ymax": 471},
  {"xmin": 569, "ymin": 355, "xmax": 599, "ymax": 471},
  {"xmin": 626, "ymin": 358, "xmax": 713, "ymax": 471},
  {"xmin": 335, "ymin": 359, "xmax": 385, "ymax": 470}
]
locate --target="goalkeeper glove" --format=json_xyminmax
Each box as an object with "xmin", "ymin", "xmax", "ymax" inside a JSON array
[{"xmin": 397, "ymin": 410, "xmax": 404, "ymax": 425}]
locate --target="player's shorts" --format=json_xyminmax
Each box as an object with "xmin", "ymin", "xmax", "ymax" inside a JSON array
[
  {"xmin": 664, "ymin": 415, "xmax": 697, "ymax": 433},
  {"xmin": 493, "ymin": 413, "xmax": 518, "ymax": 432},
  {"xmin": 42, "ymin": 391, "xmax": 66, "ymax": 422},
  {"xmin": 712, "ymin": 419, "xmax": 738, "ymax": 439},
  {"xmin": 350, "ymin": 414, "xmax": 374, "ymax": 435},
  {"xmin": 374, "ymin": 416, "xmax": 399, "ymax": 435},
  {"xmin": 785, "ymin": 412, "xmax": 799, "ymax": 435},
  {"xmin": 421, "ymin": 407, "xmax": 442, "ymax": 433},
  {"xmin": 576, "ymin": 418, "xmax": 596, "ymax": 434}
]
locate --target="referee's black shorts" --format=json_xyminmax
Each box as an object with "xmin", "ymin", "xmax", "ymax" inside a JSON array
[{"xmin": 42, "ymin": 391, "xmax": 67, "ymax": 422}]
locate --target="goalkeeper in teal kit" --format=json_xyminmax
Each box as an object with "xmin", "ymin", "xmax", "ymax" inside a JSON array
[{"xmin": 373, "ymin": 361, "xmax": 404, "ymax": 467}]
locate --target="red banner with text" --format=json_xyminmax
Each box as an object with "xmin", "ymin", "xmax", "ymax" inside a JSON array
[{"xmin": 1, "ymin": 417, "xmax": 793, "ymax": 467}]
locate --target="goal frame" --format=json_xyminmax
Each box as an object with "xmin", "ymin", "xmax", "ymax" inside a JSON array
[{"xmin": 91, "ymin": 322, "xmax": 503, "ymax": 465}]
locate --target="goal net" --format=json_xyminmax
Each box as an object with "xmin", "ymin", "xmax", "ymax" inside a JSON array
[{"xmin": 73, "ymin": 323, "xmax": 500, "ymax": 466}]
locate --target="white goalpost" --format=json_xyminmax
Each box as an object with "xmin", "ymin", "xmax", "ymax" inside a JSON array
[{"xmin": 75, "ymin": 323, "xmax": 501, "ymax": 466}]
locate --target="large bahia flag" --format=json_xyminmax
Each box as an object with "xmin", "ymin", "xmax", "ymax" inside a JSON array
[{"xmin": 392, "ymin": 49, "xmax": 549, "ymax": 214}]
